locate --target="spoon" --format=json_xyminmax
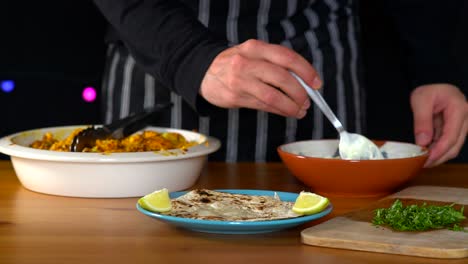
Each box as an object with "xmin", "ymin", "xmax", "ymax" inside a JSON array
[
  {"xmin": 290, "ymin": 72, "xmax": 383, "ymax": 160},
  {"xmin": 70, "ymin": 102, "xmax": 173, "ymax": 152}
]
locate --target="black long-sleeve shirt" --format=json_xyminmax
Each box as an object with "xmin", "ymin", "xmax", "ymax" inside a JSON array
[{"xmin": 94, "ymin": 0, "xmax": 228, "ymax": 111}]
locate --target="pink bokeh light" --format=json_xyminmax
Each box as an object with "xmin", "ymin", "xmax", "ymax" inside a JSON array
[{"xmin": 82, "ymin": 87, "xmax": 96, "ymax": 102}]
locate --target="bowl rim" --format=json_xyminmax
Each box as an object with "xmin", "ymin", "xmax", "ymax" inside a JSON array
[
  {"xmin": 0, "ymin": 125, "xmax": 221, "ymax": 163},
  {"xmin": 277, "ymin": 139, "xmax": 429, "ymax": 162}
]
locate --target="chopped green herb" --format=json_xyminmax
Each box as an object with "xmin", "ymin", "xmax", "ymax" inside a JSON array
[{"xmin": 372, "ymin": 199, "xmax": 466, "ymax": 232}]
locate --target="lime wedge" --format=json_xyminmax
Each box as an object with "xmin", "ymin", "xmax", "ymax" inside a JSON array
[
  {"xmin": 292, "ymin": 191, "xmax": 329, "ymax": 215},
  {"xmin": 138, "ymin": 188, "xmax": 172, "ymax": 213}
]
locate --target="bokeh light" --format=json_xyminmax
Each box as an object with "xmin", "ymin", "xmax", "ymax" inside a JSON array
[
  {"xmin": 1, "ymin": 80, "xmax": 15, "ymax": 93},
  {"xmin": 82, "ymin": 86, "xmax": 96, "ymax": 102}
]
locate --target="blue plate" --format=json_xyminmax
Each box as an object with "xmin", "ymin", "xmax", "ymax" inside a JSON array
[{"xmin": 136, "ymin": 189, "xmax": 333, "ymax": 234}]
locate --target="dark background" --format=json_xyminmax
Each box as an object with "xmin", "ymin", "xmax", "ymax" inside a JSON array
[
  {"xmin": 0, "ymin": 1, "xmax": 466, "ymax": 162},
  {"xmin": 0, "ymin": 1, "xmax": 105, "ymax": 134}
]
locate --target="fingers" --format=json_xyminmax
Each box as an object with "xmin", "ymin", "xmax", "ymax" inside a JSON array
[
  {"xmin": 236, "ymin": 39, "xmax": 322, "ymax": 89},
  {"xmin": 424, "ymin": 105, "xmax": 468, "ymax": 167},
  {"xmin": 426, "ymin": 120, "xmax": 467, "ymax": 168},
  {"xmin": 219, "ymin": 69, "xmax": 310, "ymax": 117},
  {"xmin": 410, "ymin": 87, "xmax": 435, "ymax": 147},
  {"xmin": 201, "ymin": 59, "xmax": 310, "ymax": 118},
  {"xmin": 411, "ymin": 84, "xmax": 468, "ymax": 168},
  {"xmin": 233, "ymin": 58, "xmax": 310, "ymax": 116},
  {"xmin": 201, "ymin": 39, "xmax": 321, "ymax": 117},
  {"xmin": 240, "ymin": 81, "xmax": 308, "ymax": 118}
]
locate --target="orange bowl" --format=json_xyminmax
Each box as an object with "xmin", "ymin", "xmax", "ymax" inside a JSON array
[{"xmin": 277, "ymin": 139, "xmax": 428, "ymax": 197}]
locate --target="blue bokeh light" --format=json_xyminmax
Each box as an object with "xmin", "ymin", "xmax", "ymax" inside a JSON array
[{"xmin": 1, "ymin": 80, "xmax": 15, "ymax": 93}]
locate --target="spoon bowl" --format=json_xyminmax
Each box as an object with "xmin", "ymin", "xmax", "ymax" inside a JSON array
[
  {"xmin": 290, "ymin": 72, "xmax": 383, "ymax": 160},
  {"xmin": 339, "ymin": 131, "xmax": 383, "ymax": 160}
]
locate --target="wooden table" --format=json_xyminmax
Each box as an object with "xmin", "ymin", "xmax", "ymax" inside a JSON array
[{"xmin": 0, "ymin": 160, "xmax": 467, "ymax": 264}]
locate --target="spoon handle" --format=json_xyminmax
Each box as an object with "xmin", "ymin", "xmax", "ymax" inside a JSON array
[
  {"xmin": 106, "ymin": 102, "xmax": 173, "ymax": 138},
  {"xmin": 290, "ymin": 72, "xmax": 345, "ymax": 133}
]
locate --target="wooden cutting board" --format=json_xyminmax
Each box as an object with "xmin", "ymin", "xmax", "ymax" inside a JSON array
[{"xmin": 301, "ymin": 186, "xmax": 468, "ymax": 259}]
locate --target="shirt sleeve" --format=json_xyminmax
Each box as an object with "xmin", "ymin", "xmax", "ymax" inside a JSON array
[
  {"xmin": 93, "ymin": 0, "xmax": 228, "ymax": 111},
  {"xmin": 383, "ymin": 0, "xmax": 466, "ymax": 93}
]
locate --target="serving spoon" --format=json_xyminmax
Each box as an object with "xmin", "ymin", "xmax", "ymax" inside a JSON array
[
  {"xmin": 290, "ymin": 72, "xmax": 383, "ymax": 160},
  {"xmin": 70, "ymin": 102, "xmax": 173, "ymax": 152}
]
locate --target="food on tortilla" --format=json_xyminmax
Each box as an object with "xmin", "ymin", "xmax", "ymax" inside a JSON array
[{"xmin": 164, "ymin": 189, "xmax": 301, "ymax": 221}]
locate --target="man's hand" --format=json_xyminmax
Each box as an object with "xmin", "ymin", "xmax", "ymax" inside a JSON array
[
  {"xmin": 411, "ymin": 84, "xmax": 468, "ymax": 167},
  {"xmin": 200, "ymin": 39, "xmax": 322, "ymax": 118}
]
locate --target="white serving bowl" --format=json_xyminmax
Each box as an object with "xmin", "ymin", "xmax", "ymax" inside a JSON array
[{"xmin": 0, "ymin": 125, "xmax": 221, "ymax": 198}]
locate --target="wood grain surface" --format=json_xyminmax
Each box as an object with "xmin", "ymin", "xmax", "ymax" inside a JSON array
[
  {"xmin": 301, "ymin": 186, "xmax": 468, "ymax": 258},
  {"xmin": 0, "ymin": 161, "xmax": 468, "ymax": 264}
]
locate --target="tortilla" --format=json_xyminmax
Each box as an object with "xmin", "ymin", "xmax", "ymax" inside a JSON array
[{"xmin": 163, "ymin": 189, "xmax": 301, "ymax": 221}]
